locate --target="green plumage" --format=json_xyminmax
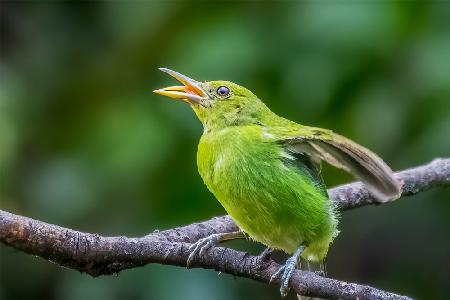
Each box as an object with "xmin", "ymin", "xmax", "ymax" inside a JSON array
[
  {"xmin": 197, "ymin": 117, "xmax": 338, "ymax": 260},
  {"xmin": 155, "ymin": 71, "xmax": 401, "ymax": 276}
]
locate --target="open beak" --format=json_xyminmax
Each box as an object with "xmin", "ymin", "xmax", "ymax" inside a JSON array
[{"xmin": 153, "ymin": 68, "xmax": 208, "ymax": 105}]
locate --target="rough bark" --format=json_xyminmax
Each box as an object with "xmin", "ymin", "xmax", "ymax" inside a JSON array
[{"xmin": 1, "ymin": 158, "xmax": 449, "ymax": 299}]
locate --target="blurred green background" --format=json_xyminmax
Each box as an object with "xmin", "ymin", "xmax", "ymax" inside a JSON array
[{"xmin": 1, "ymin": 1, "xmax": 449, "ymax": 299}]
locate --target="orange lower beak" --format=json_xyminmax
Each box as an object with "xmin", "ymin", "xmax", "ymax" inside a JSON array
[{"xmin": 153, "ymin": 68, "xmax": 208, "ymax": 105}]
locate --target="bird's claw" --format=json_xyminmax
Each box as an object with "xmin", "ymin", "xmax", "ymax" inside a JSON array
[
  {"xmin": 269, "ymin": 265, "xmax": 285, "ymax": 283},
  {"xmin": 187, "ymin": 234, "xmax": 221, "ymax": 267},
  {"xmin": 270, "ymin": 256, "xmax": 299, "ymax": 297}
]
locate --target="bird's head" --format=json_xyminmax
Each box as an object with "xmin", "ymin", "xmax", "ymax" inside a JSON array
[{"xmin": 154, "ymin": 68, "xmax": 270, "ymax": 130}]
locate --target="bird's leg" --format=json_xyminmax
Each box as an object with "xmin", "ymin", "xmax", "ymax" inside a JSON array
[
  {"xmin": 187, "ymin": 231, "xmax": 245, "ymax": 266},
  {"xmin": 321, "ymin": 259, "xmax": 327, "ymax": 276},
  {"xmin": 270, "ymin": 245, "xmax": 305, "ymax": 297}
]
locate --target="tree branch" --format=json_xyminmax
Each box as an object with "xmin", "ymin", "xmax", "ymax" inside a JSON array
[{"xmin": 1, "ymin": 158, "xmax": 449, "ymax": 299}]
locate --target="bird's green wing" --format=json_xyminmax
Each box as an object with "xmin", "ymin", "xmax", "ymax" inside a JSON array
[{"xmin": 280, "ymin": 126, "xmax": 402, "ymax": 202}]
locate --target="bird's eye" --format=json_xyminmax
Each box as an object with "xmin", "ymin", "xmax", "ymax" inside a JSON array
[{"xmin": 217, "ymin": 86, "xmax": 230, "ymax": 97}]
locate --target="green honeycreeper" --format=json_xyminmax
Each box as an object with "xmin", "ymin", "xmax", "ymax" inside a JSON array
[{"xmin": 154, "ymin": 68, "xmax": 401, "ymax": 297}]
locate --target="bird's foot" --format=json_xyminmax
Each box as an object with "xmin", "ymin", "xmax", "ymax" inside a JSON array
[
  {"xmin": 269, "ymin": 246, "xmax": 305, "ymax": 297},
  {"xmin": 270, "ymin": 256, "xmax": 298, "ymax": 297},
  {"xmin": 187, "ymin": 233, "xmax": 221, "ymax": 266},
  {"xmin": 186, "ymin": 231, "xmax": 244, "ymax": 267}
]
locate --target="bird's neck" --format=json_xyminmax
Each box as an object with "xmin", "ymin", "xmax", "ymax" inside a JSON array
[{"xmin": 192, "ymin": 101, "xmax": 278, "ymax": 133}]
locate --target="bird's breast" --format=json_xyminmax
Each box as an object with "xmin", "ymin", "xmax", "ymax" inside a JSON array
[{"xmin": 197, "ymin": 126, "xmax": 280, "ymax": 187}]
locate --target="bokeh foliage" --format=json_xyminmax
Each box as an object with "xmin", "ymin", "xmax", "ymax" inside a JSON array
[{"xmin": 1, "ymin": 1, "xmax": 449, "ymax": 299}]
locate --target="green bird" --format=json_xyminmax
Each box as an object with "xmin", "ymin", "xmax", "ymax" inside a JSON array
[{"xmin": 154, "ymin": 68, "xmax": 401, "ymax": 297}]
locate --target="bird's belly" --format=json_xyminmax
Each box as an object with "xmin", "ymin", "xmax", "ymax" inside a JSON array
[
  {"xmin": 229, "ymin": 200, "xmax": 304, "ymax": 254},
  {"xmin": 198, "ymin": 140, "xmax": 335, "ymax": 255},
  {"xmin": 218, "ymin": 183, "xmax": 313, "ymax": 254}
]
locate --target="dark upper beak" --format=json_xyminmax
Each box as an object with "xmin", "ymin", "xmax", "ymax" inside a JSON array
[{"xmin": 153, "ymin": 68, "xmax": 208, "ymax": 105}]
